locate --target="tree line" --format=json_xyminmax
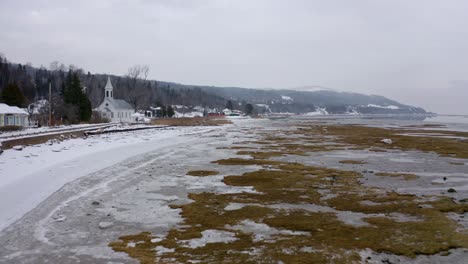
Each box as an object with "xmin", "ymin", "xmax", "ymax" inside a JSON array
[{"xmin": 0, "ymin": 54, "xmax": 259, "ymax": 124}]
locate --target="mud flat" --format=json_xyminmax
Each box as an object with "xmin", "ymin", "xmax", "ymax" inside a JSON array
[{"xmin": 0, "ymin": 117, "xmax": 467, "ymax": 263}]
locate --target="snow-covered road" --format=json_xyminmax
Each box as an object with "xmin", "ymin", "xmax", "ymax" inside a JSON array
[{"xmin": 0, "ymin": 126, "xmax": 213, "ymax": 231}]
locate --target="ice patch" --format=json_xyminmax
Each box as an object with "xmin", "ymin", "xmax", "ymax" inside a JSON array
[
  {"xmin": 151, "ymin": 238, "xmax": 163, "ymax": 243},
  {"xmin": 181, "ymin": 229, "xmax": 238, "ymax": 248},
  {"xmin": 227, "ymin": 220, "xmax": 309, "ymax": 242},
  {"xmin": 224, "ymin": 203, "xmax": 248, "ymax": 211},
  {"xmin": 381, "ymin": 138, "xmax": 393, "ymax": 145},
  {"xmin": 155, "ymin": 246, "xmax": 175, "ymax": 254}
]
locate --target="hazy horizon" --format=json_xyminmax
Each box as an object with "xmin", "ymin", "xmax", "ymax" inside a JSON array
[{"xmin": 1, "ymin": 0, "xmax": 468, "ymax": 114}]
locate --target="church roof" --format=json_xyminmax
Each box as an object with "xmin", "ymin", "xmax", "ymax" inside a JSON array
[
  {"xmin": 112, "ymin": 99, "xmax": 133, "ymax": 110},
  {"xmin": 105, "ymin": 76, "xmax": 113, "ymax": 90}
]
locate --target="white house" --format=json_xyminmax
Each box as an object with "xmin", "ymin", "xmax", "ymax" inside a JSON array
[
  {"xmin": 96, "ymin": 77, "xmax": 134, "ymax": 123},
  {"xmin": 0, "ymin": 103, "xmax": 29, "ymax": 127}
]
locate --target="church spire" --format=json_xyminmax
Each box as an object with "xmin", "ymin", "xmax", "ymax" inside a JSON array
[{"xmin": 105, "ymin": 76, "xmax": 113, "ymax": 99}]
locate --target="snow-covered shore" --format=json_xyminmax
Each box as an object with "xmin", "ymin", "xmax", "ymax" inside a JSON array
[{"xmin": 0, "ymin": 125, "xmax": 212, "ymax": 231}]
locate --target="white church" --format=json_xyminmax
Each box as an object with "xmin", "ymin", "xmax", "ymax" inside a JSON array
[{"xmin": 96, "ymin": 77, "xmax": 135, "ymax": 123}]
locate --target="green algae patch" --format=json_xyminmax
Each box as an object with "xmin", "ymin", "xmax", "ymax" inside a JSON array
[
  {"xmin": 339, "ymin": 160, "xmax": 367, "ymax": 165},
  {"xmin": 110, "ymin": 159, "xmax": 468, "ymax": 263},
  {"xmin": 236, "ymin": 150, "xmax": 309, "ymax": 159},
  {"xmin": 212, "ymin": 158, "xmax": 281, "ymax": 166},
  {"xmin": 375, "ymin": 172, "xmax": 419, "ymax": 181},
  {"xmin": 369, "ymin": 148, "xmax": 387, "ymax": 152},
  {"xmin": 304, "ymin": 124, "xmax": 468, "ymax": 159},
  {"xmin": 187, "ymin": 170, "xmax": 219, "ymax": 177},
  {"xmin": 109, "ymin": 232, "xmax": 156, "ymax": 264}
]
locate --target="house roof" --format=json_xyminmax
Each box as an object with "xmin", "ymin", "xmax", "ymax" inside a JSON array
[{"xmin": 0, "ymin": 103, "xmax": 28, "ymax": 115}]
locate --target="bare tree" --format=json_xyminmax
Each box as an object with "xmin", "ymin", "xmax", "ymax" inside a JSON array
[{"xmin": 126, "ymin": 64, "xmax": 150, "ymax": 111}]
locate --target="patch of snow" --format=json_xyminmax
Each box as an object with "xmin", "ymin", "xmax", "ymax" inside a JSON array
[
  {"xmin": 227, "ymin": 220, "xmax": 309, "ymax": 242},
  {"xmin": 155, "ymin": 246, "xmax": 175, "ymax": 254},
  {"xmin": 304, "ymin": 107, "xmax": 328, "ymax": 116},
  {"xmin": 12, "ymin": 145, "xmax": 24, "ymax": 151},
  {"xmin": 193, "ymin": 106, "xmax": 204, "ymax": 111},
  {"xmin": 181, "ymin": 229, "xmax": 238, "ymax": 248},
  {"xmin": 98, "ymin": 222, "xmax": 113, "ymax": 229},
  {"xmin": 381, "ymin": 138, "xmax": 393, "ymax": 144},
  {"xmin": 366, "ymin": 104, "xmax": 400, "ymax": 110},
  {"xmin": 151, "ymin": 238, "xmax": 163, "ymax": 243},
  {"xmin": 281, "ymin": 95, "xmax": 293, "ymax": 101},
  {"xmin": 300, "ymin": 246, "xmax": 317, "ymax": 253},
  {"xmin": 224, "ymin": 203, "xmax": 247, "ymax": 211}
]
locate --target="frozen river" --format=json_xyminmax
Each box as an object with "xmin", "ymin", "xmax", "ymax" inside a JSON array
[{"xmin": 0, "ymin": 117, "xmax": 467, "ymax": 263}]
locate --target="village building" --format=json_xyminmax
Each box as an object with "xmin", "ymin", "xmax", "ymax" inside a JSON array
[
  {"xmin": 96, "ymin": 77, "xmax": 134, "ymax": 123},
  {"xmin": 0, "ymin": 103, "xmax": 29, "ymax": 127}
]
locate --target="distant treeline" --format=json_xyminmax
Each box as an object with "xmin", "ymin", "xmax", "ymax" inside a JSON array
[{"xmin": 0, "ymin": 55, "xmax": 228, "ymax": 111}]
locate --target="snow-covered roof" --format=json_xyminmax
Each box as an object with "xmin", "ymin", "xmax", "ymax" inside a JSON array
[
  {"xmin": 0, "ymin": 103, "xmax": 28, "ymax": 115},
  {"xmin": 131, "ymin": 112, "xmax": 144, "ymax": 117},
  {"xmin": 112, "ymin": 99, "xmax": 133, "ymax": 110}
]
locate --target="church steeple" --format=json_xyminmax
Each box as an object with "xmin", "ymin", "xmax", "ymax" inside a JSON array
[{"xmin": 105, "ymin": 76, "xmax": 113, "ymax": 99}]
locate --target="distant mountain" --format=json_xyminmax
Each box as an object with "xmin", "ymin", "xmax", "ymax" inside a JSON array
[{"xmin": 194, "ymin": 86, "xmax": 427, "ymax": 115}]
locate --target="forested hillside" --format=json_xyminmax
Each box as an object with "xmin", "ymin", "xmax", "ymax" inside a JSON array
[{"xmin": 0, "ymin": 55, "xmax": 228, "ymax": 111}]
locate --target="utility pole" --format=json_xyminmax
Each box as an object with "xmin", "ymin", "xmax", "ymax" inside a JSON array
[{"xmin": 49, "ymin": 82, "xmax": 52, "ymax": 127}]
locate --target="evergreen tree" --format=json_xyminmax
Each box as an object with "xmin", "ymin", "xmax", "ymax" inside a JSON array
[
  {"xmin": 167, "ymin": 105, "xmax": 175, "ymax": 117},
  {"xmin": 79, "ymin": 93, "xmax": 92, "ymax": 121},
  {"xmin": 63, "ymin": 71, "xmax": 92, "ymax": 122},
  {"xmin": 161, "ymin": 105, "xmax": 167, "ymax": 117},
  {"xmin": 226, "ymin": 100, "xmax": 233, "ymax": 110},
  {"xmin": 1, "ymin": 83, "xmax": 26, "ymax": 107},
  {"xmin": 245, "ymin": 103, "xmax": 254, "ymax": 115}
]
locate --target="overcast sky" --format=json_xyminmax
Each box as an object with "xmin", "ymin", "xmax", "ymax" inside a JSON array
[{"xmin": 1, "ymin": 0, "xmax": 468, "ymax": 114}]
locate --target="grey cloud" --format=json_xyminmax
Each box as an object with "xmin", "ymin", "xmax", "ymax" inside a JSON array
[{"xmin": 1, "ymin": 0, "xmax": 467, "ymax": 114}]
